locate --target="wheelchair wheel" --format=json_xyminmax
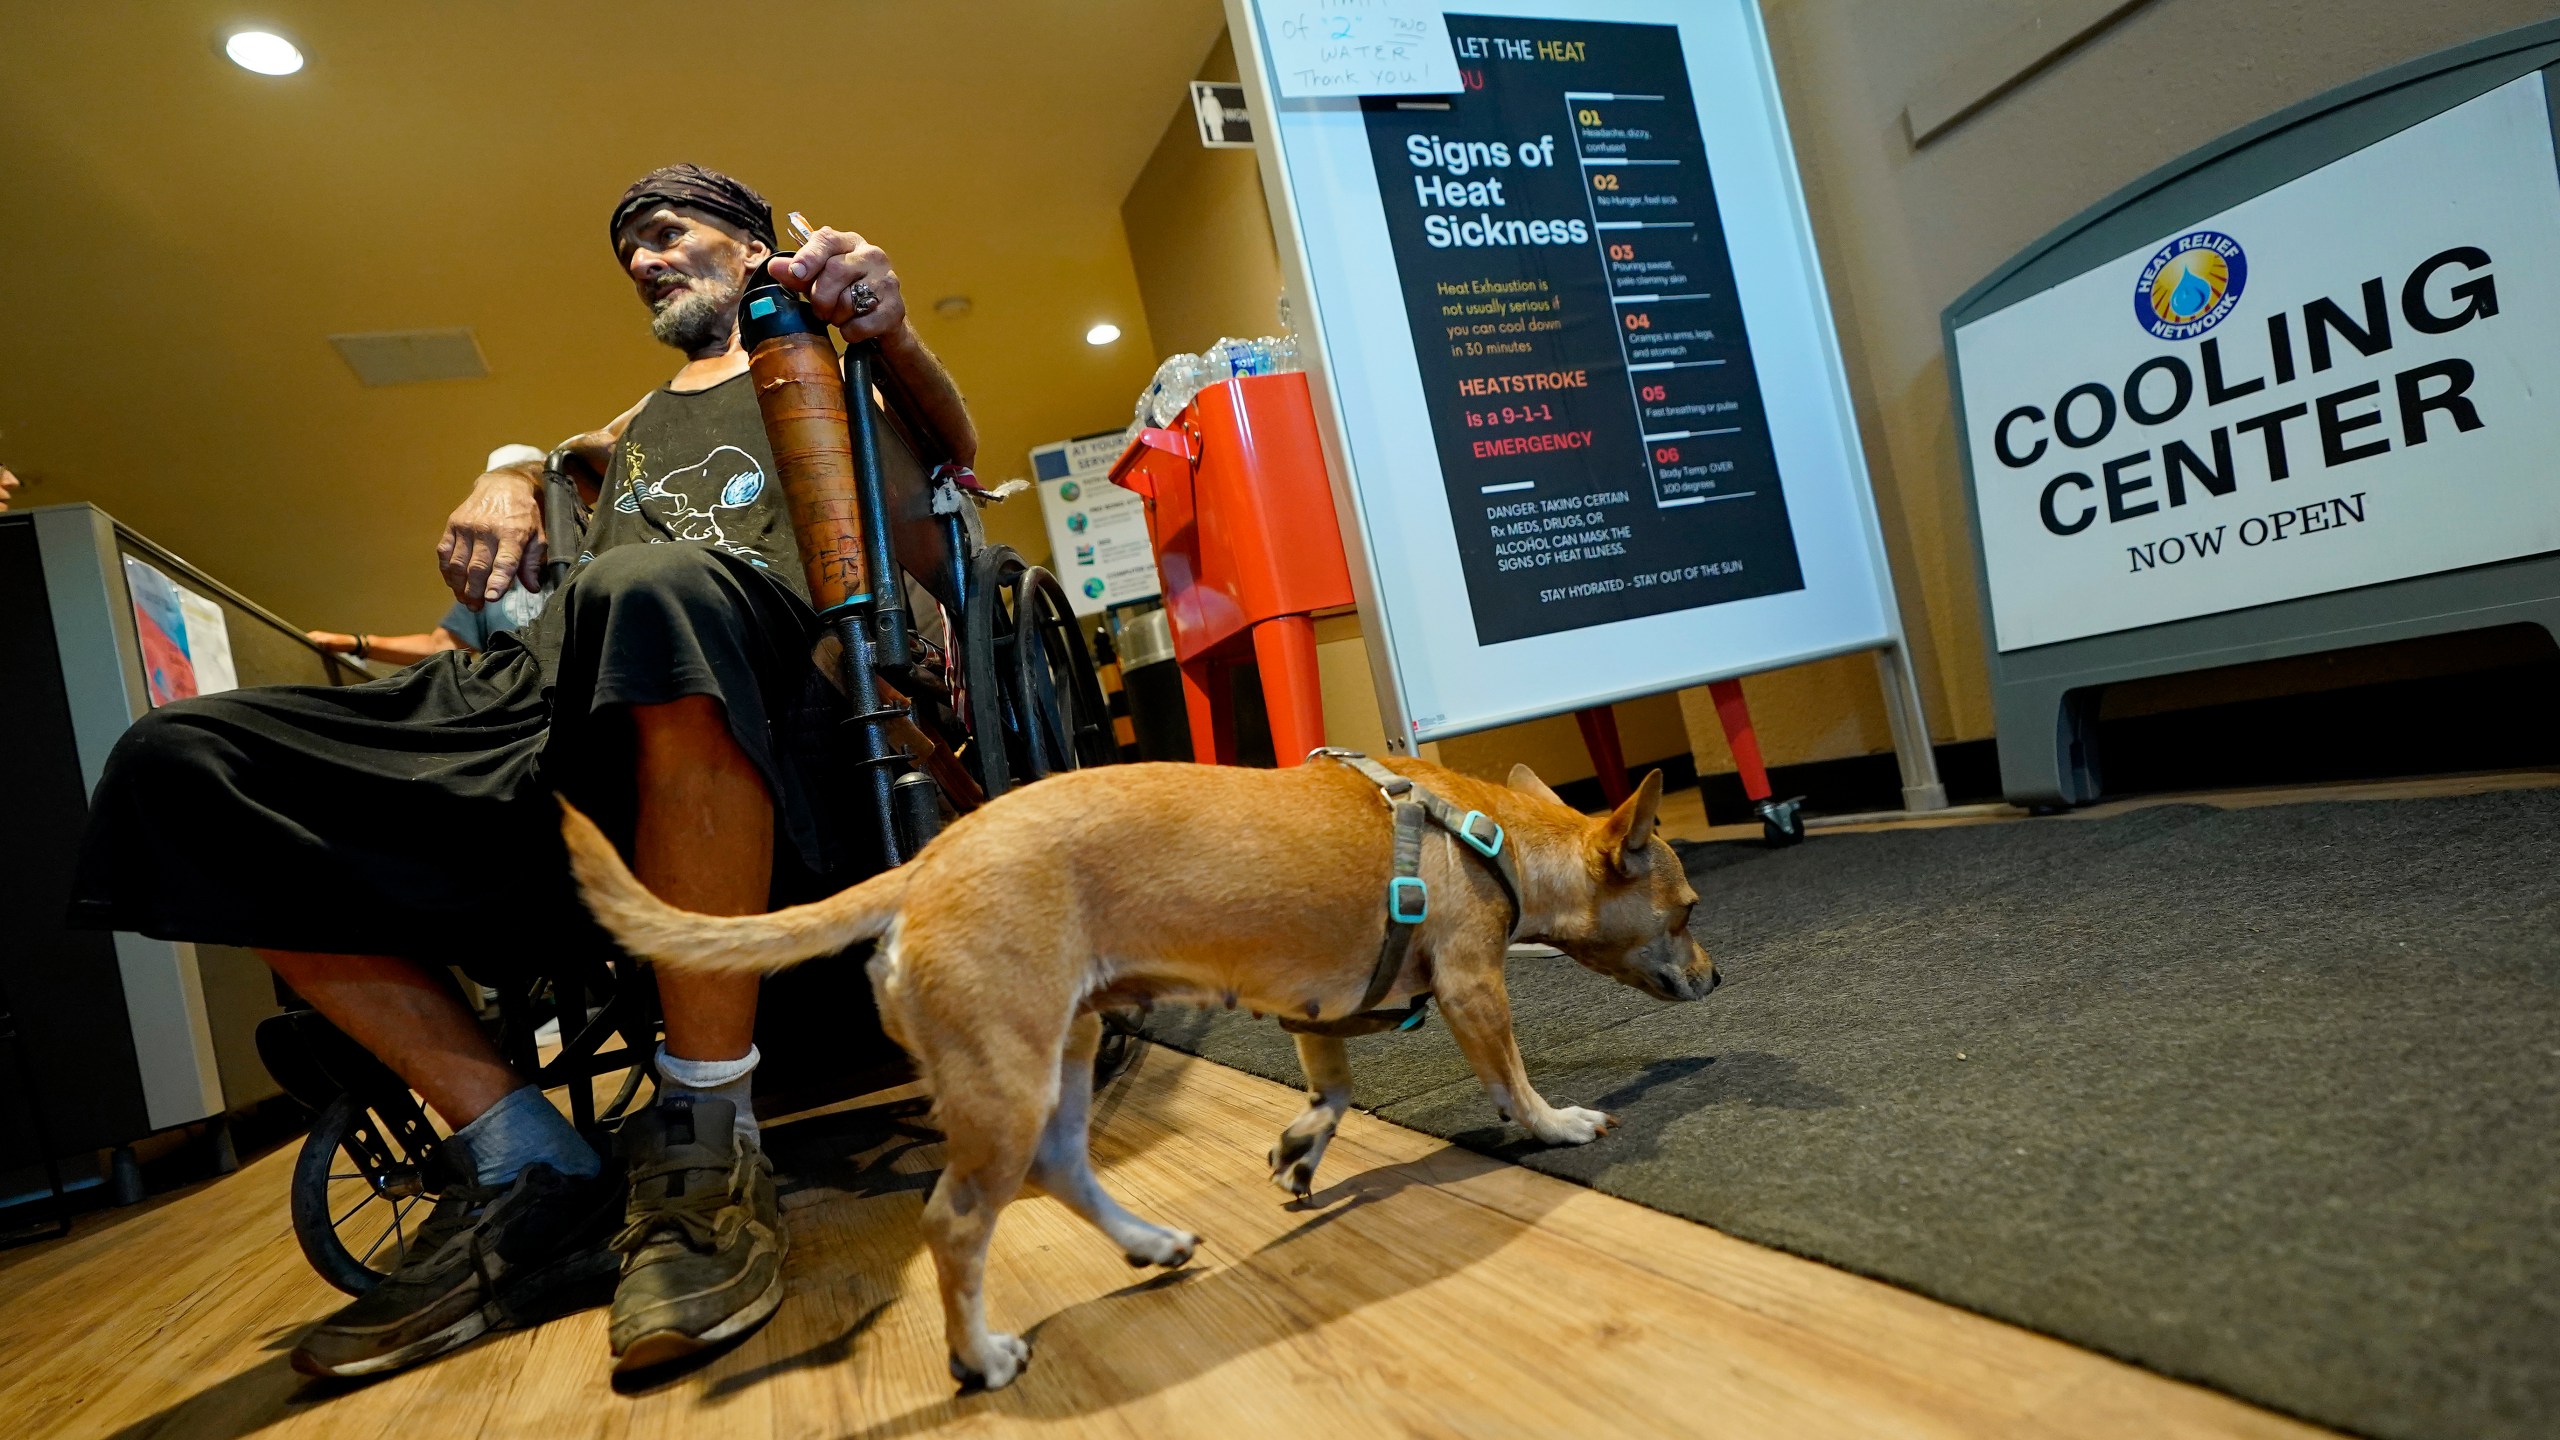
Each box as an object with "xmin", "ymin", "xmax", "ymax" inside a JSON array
[
  {"xmin": 964, "ymin": 545, "xmax": 1117, "ymax": 798},
  {"xmin": 291, "ymin": 1092, "xmax": 445, "ymax": 1296},
  {"xmin": 1094, "ymin": 1009, "xmax": 1145, "ymax": 1088}
]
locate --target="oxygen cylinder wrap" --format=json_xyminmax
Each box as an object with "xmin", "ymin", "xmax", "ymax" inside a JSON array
[{"xmin": 740, "ymin": 289, "xmax": 871, "ymax": 613}]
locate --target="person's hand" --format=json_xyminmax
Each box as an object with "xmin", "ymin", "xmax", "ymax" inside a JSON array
[
  {"xmin": 0, "ymin": 466, "xmax": 21, "ymax": 512},
  {"xmin": 306, "ymin": 630, "xmax": 358, "ymax": 654},
  {"xmin": 771, "ymin": 228, "xmax": 907, "ymax": 344},
  {"xmin": 437, "ymin": 465, "xmax": 545, "ymax": 609}
]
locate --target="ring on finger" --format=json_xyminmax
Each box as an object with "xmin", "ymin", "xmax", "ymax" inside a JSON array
[{"xmin": 848, "ymin": 281, "xmax": 879, "ymax": 317}]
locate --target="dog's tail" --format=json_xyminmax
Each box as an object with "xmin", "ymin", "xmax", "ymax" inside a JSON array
[{"xmin": 559, "ymin": 798, "xmax": 909, "ymax": 975}]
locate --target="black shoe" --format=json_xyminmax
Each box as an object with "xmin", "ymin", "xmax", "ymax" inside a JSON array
[
  {"xmin": 290, "ymin": 1139, "xmax": 623, "ymax": 1379},
  {"xmin": 608, "ymin": 1098, "xmax": 787, "ymax": 1374}
]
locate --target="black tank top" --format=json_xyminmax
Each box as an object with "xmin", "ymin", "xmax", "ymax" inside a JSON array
[{"xmin": 577, "ymin": 371, "xmax": 809, "ymax": 605}]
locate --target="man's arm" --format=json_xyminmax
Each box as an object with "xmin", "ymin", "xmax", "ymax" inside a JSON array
[
  {"xmin": 877, "ymin": 325, "xmax": 978, "ymax": 469},
  {"xmin": 435, "ymin": 408, "xmax": 641, "ymax": 607},
  {"xmin": 554, "ymin": 401, "xmax": 642, "ymax": 505},
  {"xmin": 770, "ymin": 233, "xmax": 978, "ymax": 467},
  {"xmin": 307, "ymin": 628, "xmax": 469, "ymax": 665}
]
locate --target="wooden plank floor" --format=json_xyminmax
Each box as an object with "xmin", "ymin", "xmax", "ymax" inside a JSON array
[{"xmin": 0, "ymin": 1044, "xmax": 2329, "ymax": 1440}]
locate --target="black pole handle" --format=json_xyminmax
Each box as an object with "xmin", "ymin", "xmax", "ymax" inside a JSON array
[{"xmin": 842, "ymin": 344, "xmax": 912, "ymax": 673}]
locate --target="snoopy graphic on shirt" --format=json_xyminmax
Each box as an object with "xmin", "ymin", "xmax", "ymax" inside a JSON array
[{"xmin": 609, "ymin": 443, "xmax": 772, "ymax": 567}]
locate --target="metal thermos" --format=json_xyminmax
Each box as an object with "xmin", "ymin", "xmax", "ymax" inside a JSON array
[{"xmin": 1107, "ymin": 601, "xmax": 1192, "ymax": 762}]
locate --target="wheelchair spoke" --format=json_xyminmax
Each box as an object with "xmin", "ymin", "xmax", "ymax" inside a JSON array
[
  {"xmin": 332, "ymin": 1190, "xmax": 377, "ymax": 1229},
  {"xmin": 358, "ymin": 1208, "xmax": 402, "ymax": 1265}
]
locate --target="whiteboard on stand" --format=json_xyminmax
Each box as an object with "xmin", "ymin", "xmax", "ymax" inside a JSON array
[{"xmin": 1227, "ymin": 0, "xmax": 1910, "ymax": 749}]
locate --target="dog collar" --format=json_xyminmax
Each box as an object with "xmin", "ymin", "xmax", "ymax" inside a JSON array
[{"xmin": 1281, "ymin": 750, "xmax": 1525, "ymax": 1037}]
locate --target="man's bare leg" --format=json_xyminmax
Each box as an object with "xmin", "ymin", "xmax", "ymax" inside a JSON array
[
  {"xmin": 613, "ymin": 694, "xmax": 788, "ymax": 1373},
  {"xmin": 628, "ymin": 694, "xmax": 770, "ymax": 1064},
  {"xmin": 260, "ymin": 697, "xmax": 767, "ymax": 1136},
  {"xmin": 258, "ymin": 949, "xmax": 520, "ymax": 1127}
]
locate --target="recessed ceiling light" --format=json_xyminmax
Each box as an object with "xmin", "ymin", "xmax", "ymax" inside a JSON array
[
  {"xmin": 1085, "ymin": 323, "xmax": 1122, "ymax": 346},
  {"xmin": 224, "ymin": 30, "xmax": 304, "ymax": 76}
]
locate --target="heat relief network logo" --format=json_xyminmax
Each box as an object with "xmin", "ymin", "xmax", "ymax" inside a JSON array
[{"xmin": 2134, "ymin": 230, "xmax": 2247, "ymax": 340}]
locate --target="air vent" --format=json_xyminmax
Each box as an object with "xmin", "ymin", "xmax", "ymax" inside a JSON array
[{"xmin": 328, "ymin": 328, "xmax": 489, "ymax": 386}]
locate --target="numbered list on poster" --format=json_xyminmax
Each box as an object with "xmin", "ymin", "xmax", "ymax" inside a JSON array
[{"xmin": 1362, "ymin": 15, "xmax": 1804, "ymax": 644}]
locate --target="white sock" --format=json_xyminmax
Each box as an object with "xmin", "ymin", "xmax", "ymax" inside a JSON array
[{"xmin": 656, "ymin": 1043, "xmax": 761, "ymax": 1146}]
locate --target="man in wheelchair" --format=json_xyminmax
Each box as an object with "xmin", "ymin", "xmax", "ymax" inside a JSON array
[{"xmin": 71, "ymin": 166, "xmax": 973, "ymax": 1379}]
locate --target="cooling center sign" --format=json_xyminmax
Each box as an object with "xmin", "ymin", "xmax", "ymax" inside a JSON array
[{"xmin": 1954, "ymin": 73, "xmax": 2560, "ymax": 652}]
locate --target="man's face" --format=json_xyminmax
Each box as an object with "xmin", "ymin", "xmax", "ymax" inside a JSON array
[{"xmin": 616, "ymin": 206, "xmax": 769, "ymax": 355}]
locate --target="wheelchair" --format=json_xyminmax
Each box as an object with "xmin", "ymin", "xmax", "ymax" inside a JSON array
[{"xmin": 260, "ymin": 308, "xmax": 1131, "ymax": 1296}]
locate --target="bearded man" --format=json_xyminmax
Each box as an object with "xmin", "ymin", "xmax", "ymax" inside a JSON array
[{"xmin": 73, "ymin": 165, "xmax": 971, "ymax": 1379}]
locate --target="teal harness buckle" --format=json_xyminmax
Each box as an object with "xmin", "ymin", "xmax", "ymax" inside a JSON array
[
  {"xmin": 1388, "ymin": 876, "xmax": 1429, "ymax": 924},
  {"xmin": 1456, "ymin": 810, "xmax": 1504, "ymax": 858}
]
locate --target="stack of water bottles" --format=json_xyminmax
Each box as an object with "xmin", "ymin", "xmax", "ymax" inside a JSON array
[{"xmin": 1132, "ymin": 334, "xmax": 1303, "ymax": 432}]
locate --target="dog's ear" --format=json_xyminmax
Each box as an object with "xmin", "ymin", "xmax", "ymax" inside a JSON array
[
  {"xmin": 1597, "ymin": 769, "xmax": 1665, "ymax": 876},
  {"xmin": 1508, "ymin": 763, "xmax": 1566, "ymax": 807}
]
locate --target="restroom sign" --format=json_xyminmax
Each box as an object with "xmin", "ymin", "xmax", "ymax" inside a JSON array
[{"xmin": 1952, "ymin": 74, "xmax": 2560, "ymax": 652}]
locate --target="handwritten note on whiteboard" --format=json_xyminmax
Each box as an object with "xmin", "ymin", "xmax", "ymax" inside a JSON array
[{"xmin": 1254, "ymin": 0, "xmax": 1462, "ymax": 98}]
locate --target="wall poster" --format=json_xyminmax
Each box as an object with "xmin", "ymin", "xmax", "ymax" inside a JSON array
[
  {"xmin": 1365, "ymin": 18, "xmax": 1804, "ymax": 644},
  {"xmin": 1031, "ymin": 431, "xmax": 1165, "ymax": 618}
]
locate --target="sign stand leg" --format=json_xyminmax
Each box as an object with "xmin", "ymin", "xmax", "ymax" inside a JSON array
[
  {"xmin": 1874, "ymin": 645, "xmax": 1949, "ymax": 812},
  {"xmin": 1705, "ymin": 680, "xmax": 1774, "ymax": 802},
  {"xmin": 1706, "ymin": 679, "xmax": 1805, "ymax": 845},
  {"xmin": 1572, "ymin": 706, "xmax": 1633, "ymax": 808}
]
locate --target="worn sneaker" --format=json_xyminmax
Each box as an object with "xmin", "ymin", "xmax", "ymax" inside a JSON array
[
  {"xmin": 290, "ymin": 1139, "xmax": 623, "ymax": 1379},
  {"xmin": 608, "ymin": 1098, "xmax": 787, "ymax": 1373}
]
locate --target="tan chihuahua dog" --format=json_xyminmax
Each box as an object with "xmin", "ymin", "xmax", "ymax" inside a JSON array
[{"xmin": 562, "ymin": 756, "xmax": 1718, "ymax": 1390}]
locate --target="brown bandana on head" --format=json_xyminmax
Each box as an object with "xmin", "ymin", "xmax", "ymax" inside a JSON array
[{"xmin": 609, "ymin": 164, "xmax": 779, "ymax": 259}]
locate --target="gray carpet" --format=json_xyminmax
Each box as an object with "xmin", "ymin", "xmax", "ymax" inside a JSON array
[{"xmin": 1142, "ymin": 789, "xmax": 2560, "ymax": 1440}]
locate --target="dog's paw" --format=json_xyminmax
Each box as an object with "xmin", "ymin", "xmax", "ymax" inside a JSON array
[
  {"xmin": 1269, "ymin": 1156, "xmax": 1318, "ymax": 1199},
  {"xmin": 1529, "ymin": 1106, "xmax": 1615, "ymax": 1146},
  {"xmin": 1267, "ymin": 1122, "xmax": 1331, "ymax": 1200},
  {"xmin": 1123, "ymin": 1226, "xmax": 1199, "ymax": 1269},
  {"xmin": 950, "ymin": 1332, "xmax": 1032, "ymax": 1392}
]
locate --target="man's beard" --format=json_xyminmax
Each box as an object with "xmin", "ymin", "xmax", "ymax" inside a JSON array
[{"xmin": 649, "ymin": 273, "xmax": 742, "ymax": 353}]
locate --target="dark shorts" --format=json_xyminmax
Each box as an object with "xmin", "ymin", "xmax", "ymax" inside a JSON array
[{"xmin": 69, "ymin": 543, "xmax": 859, "ymax": 966}]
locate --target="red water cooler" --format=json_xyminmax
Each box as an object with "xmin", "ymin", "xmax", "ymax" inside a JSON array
[{"xmin": 1111, "ymin": 373, "xmax": 1354, "ymax": 767}]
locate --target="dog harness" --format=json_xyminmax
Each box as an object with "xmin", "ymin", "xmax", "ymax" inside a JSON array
[{"xmin": 1279, "ymin": 750, "xmax": 1526, "ymax": 1038}]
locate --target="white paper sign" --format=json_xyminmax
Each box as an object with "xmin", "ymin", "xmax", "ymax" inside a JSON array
[
  {"xmin": 174, "ymin": 588, "xmax": 239, "ymax": 693},
  {"xmin": 1254, "ymin": 0, "xmax": 1462, "ymax": 99},
  {"xmin": 1031, "ymin": 433, "xmax": 1164, "ymax": 617},
  {"xmin": 1954, "ymin": 74, "xmax": 2560, "ymax": 652}
]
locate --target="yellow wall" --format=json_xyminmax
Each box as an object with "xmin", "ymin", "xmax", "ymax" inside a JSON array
[{"xmin": 1120, "ymin": 39, "xmax": 1286, "ymax": 356}]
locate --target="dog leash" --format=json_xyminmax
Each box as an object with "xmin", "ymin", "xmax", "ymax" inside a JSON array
[{"xmin": 1281, "ymin": 750, "xmax": 1525, "ymax": 1037}]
